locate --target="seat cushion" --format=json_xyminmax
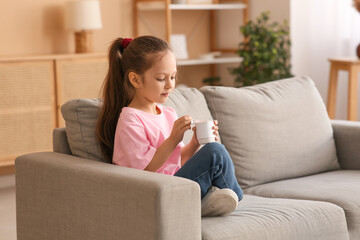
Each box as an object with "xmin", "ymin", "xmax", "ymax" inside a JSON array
[
  {"xmin": 202, "ymin": 194, "xmax": 349, "ymax": 240},
  {"xmin": 244, "ymin": 170, "xmax": 360, "ymax": 240},
  {"xmin": 200, "ymin": 76, "xmax": 340, "ymax": 189},
  {"xmin": 60, "ymin": 88, "xmax": 212, "ymax": 162}
]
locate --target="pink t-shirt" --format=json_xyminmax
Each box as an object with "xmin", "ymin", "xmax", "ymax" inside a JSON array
[{"xmin": 112, "ymin": 105, "xmax": 184, "ymax": 175}]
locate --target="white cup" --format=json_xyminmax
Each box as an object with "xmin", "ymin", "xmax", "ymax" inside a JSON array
[{"xmin": 194, "ymin": 120, "xmax": 216, "ymax": 145}]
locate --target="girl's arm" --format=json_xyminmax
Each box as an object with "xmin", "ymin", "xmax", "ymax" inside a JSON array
[
  {"xmin": 181, "ymin": 136, "xmax": 200, "ymax": 166},
  {"xmin": 144, "ymin": 115, "xmax": 192, "ymax": 172},
  {"xmin": 144, "ymin": 138, "xmax": 178, "ymax": 172}
]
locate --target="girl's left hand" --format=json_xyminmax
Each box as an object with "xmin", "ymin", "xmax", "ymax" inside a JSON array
[{"xmin": 213, "ymin": 120, "xmax": 219, "ymax": 141}]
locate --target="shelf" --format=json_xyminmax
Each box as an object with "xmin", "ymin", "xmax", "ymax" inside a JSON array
[
  {"xmin": 137, "ymin": 2, "xmax": 246, "ymax": 11},
  {"xmin": 170, "ymin": 3, "xmax": 246, "ymax": 10},
  {"xmin": 0, "ymin": 52, "xmax": 107, "ymax": 63},
  {"xmin": 177, "ymin": 56, "xmax": 242, "ymax": 66}
]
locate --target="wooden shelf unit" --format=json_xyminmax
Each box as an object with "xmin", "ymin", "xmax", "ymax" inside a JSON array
[
  {"xmin": 137, "ymin": 2, "xmax": 246, "ymax": 10},
  {"xmin": 177, "ymin": 56, "xmax": 242, "ymax": 66},
  {"xmin": 133, "ymin": 0, "xmax": 248, "ymax": 66}
]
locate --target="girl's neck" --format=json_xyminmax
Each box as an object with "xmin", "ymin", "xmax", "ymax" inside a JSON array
[{"xmin": 128, "ymin": 100, "xmax": 160, "ymax": 115}]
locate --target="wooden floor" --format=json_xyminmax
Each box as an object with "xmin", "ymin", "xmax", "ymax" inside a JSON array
[{"xmin": 0, "ymin": 174, "xmax": 16, "ymax": 240}]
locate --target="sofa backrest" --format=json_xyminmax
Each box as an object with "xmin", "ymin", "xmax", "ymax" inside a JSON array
[
  {"xmin": 200, "ymin": 76, "xmax": 340, "ymax": 189},
  {"xmin": 59, "ymin": 87, "xmax": 212, "ymax": 163}
]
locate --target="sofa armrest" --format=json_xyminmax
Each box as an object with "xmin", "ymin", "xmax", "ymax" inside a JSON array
[
  {"xmin": 16, "ymin": 152, "xmax": 201, "ymax": 240},
  {"xmin": 332, "ymin": 120, "xmax": 360, "ymax": 170}
]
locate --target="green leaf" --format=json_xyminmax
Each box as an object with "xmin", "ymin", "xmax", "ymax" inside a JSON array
[{"xmin": 231, "ymin": 11, "xmax": 292, "ymax": 87}]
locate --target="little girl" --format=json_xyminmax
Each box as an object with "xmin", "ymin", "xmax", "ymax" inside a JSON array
[{"xmin": 96, "ymin": 36, "xmax": 243, "ymax": 217}]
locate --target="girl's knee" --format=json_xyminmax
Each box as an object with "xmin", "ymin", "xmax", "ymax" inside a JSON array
[
  {"xmin": 203, "ymin": 142, "xmax": 233, "ymax": 165},
  {"xmin": 203, "ymin": 142, "xmax": 226, "ymax": 154}
]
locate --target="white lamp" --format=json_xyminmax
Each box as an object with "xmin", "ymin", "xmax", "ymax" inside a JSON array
[{"xmin": 65, "ymin": 0, "xmax": 103, "ymax": 53}]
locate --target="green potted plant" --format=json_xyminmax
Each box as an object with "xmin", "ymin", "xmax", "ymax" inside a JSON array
[{"xmin": 231, "ymin": 11, "xmax": 293, "ymax": 86}]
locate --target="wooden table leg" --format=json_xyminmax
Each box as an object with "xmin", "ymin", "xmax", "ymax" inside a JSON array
[
  {"xmin": 327, "ymin": 63, "xmax": 338, "ymax": 119},
  {"xmin": 348, "ymin": 65, "xmax": 359, "ymax": 121}
]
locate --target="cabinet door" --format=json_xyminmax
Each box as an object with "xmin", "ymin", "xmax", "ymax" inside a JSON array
[
  {"xmin": 55, "ymin": 57, "xmax": 108, "ymax": 127},
  {"xmin": 0, "ymin": 61, "xmax": 56, "ymax": 165}
]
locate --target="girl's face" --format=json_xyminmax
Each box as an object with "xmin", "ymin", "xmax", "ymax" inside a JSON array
[{"xmin": 140, "ymin": 50, "xmax": 177, "ymax": 104}]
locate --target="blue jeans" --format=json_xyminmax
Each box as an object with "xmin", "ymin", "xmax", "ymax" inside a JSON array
[{"xmin": 174, "ymin": 142, "xmax": 243, "ymax": 200}]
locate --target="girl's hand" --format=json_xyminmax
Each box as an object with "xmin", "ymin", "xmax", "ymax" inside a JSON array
[
  {"xmin": 169, "ymin": 115, "xmax": 192, "ymax": 145},
  {"xmin": 190, "ymin": 126, "xmax": 199, "ymax": 146},
  {"xmin": 213, "ymin": 120, "xmax": 219, "ymax": 141}
]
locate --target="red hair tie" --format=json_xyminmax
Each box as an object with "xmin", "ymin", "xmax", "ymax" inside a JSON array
[{"xmin": 121, "ymin": 38, "xmax": 133, "ymax": 49}]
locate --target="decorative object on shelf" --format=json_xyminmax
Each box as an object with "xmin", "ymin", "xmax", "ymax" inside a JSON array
[
  {"xmin": 352, "ymin": 0, "xmax": 360, "ymax": 58},
  {"xmin": 65, "ymin": 0, "xmax": 102, "ymax": 53},
  {"xmin": 231, "ymin": 11, "xmax": 293, "ymax": 87},
  {"xmin": 203, "ymin": 76, "xmax": 222, "ymax": 86},
  {"xmin": 170, "ymin": 34, "xmax": 189, "ymax": 59},
  {"xmin": 199, "ymin": 51, "xmax": 221, "ymax": 60}
]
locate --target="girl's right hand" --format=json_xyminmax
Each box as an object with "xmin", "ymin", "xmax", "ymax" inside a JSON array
[{"xmin": 169, "ymin": 115, "xmax": 192, "ymax": 145}]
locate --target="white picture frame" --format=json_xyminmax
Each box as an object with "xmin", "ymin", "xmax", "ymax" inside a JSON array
[{"xmin": 170, "ymin": 34, "xmax": 189, "ymax": 60}]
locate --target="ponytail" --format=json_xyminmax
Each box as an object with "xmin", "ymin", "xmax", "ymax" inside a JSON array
[
  {"xmin": 96, "ymin": 36, "xmax": 171, "ymax": 162},
  {"xmin": 96, "ymin": 38, "xmax": 133, "ymax": 162}
]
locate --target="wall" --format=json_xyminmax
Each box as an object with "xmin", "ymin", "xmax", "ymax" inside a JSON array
[
  {"xmin": 0, "ymin": 1, "xmax": 288, "ymax": 58},
  {"xmin": 0, "ymin": 0, "xmax": 212, "ymax": 87},
  {"xmin": 0, "ymin": 0, "xmax": 292, "ymax": 88},
  {"xmin": 291, "ymin": 0, "xmax": 360, "ymax": 120},
  {"xmin": 0, "ymin": 0, "xmax": 218, "ymax": 56},
  {"xmin": 11, "ymin": 0, "xmax": 360, "ymax": 119},
  {"xmin": 0, "ymin": 0, "xmax": 132, "ymax": 55}
]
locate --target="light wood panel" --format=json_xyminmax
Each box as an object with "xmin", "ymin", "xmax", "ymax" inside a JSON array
[
  {"xmin": 0, "ymin": 61, "xmax": 56, "ymax": 169},
  {"xmin": 0, "ymin": 53, "xmax": 108, "ymax": 174},
  {"xmin": 55, "ymin": 56, "xmax": 108, "ymax": 127}
]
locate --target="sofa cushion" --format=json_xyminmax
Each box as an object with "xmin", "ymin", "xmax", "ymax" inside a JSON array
[
  {"xmin": 61, "ymin": 98, "xmax": 104, "ymax": 162},
  {"xmin": 244, "ymin": 170, "xmax": 360, "ymax": 240},
  {"xmin": 200, "ymin": 76, "xmax": 340, "ymax": 188},
  {"xmin": 61, "ymin": 88, "xmax": 211, "ymax": 162},
  {"xmin": 202, "ymin": 194, "xmax": 349, "ymax": 240}
]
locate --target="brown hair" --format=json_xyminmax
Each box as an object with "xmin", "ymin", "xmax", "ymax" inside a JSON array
[{"xmin": 96, "ymin": 36, "xmax": 171, "ymax": 162}]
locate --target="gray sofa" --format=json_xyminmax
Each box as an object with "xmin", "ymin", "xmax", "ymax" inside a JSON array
[{"xmin": 16, "ymin": 76, "xmax": 360, "ymax": 240}]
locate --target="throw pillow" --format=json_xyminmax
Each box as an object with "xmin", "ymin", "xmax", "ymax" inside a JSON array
[
  {"xmin": 200, "ymin": 76, "xmax": 340, "ymax": 189},
  {"xmin": 61, "ymin": 98, "xmax": 105, "ymax": 162}
]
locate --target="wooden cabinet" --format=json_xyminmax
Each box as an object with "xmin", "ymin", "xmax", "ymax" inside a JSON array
[
  {"xmin": 133, "ymin": 0, "xmax": 248, "ymax": 67},
  {"xmin": 0, "ymin": 53, "xmax": 108, "ymax": 174},
  {"xmin": 0, "ymin": 60, "xmax": 56, "ymax": 174},
  {"xmin": 54, "ymin": 56, "xmax": 107, "ymax": 126}
]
